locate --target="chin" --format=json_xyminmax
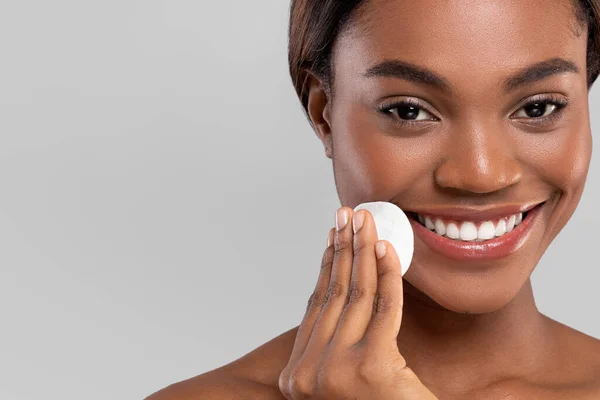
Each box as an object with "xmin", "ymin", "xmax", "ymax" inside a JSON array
[
  {"xmin": 419, "ymin": 280, "xmax": 526, "ymax": 315},
  {"xmin": 403, "ymin": 245, "xmax": 544, "ymax": 315}
]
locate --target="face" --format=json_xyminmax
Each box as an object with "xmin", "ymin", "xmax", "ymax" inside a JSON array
[{"xmin": 309, "ymin": 0, "xmax": 592, "ymax": 313}]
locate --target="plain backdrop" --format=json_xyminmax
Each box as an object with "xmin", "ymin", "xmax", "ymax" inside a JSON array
[{"xmin": 0, "ymin": 1, "xmax": 598, "ymax": 399}]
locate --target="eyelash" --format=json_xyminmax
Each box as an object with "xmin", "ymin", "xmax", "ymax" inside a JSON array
[{"xmin": 378, "ymin": 95, "xmax": 569, "ymax": 128}]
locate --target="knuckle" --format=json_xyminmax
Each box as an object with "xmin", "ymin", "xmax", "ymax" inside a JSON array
[
  {"xmin": 285, "ymin": 367, "xmax": 314, "ymax": 398},
  {"xmin": 278, "ymin": 368, "xmax": 292, "ymax": 397},
  {"xmin": 333, "ymin": 236, "xmax": 352, "ymax": 256},
  {"xmin": 374, "ymin": 292, "xmax": 392, "ymax": 314},
  {"xmin": 316, "ymin": 366, "xmax": 344, "ymax": 395},
  {"xmin": 315, "ymin": 352, "xmax": 352, "ymax": 396},
  {"xmin": 374, "ymin": 289, "xmax": 401, "ymax": 314},
  {"xmin": 324, "ymin": 281, "xmax": 347, "ymax": 304},
  {"xmin": 306, "ymin": 290, "xmax": 326, "ymax": 312},
  {"xmin": 356, "ymin": 359, "xmax": 380, "ymax": 382},
  {"xmin": 345, "ymin": 284, "xmax": 372, "ymax": 306}
]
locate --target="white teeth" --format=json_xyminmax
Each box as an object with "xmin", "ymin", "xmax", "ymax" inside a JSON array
[
  {"xmin": 460, "ymin": 222, "xmax": 478, "ymax": 241},
  {"xmin": 434, "ymin": 219, "xmax": 446, "ymax": 236},
  {"xmin": 478, "ymin": 221, "xmax": 496, "ymax": 240},
  {"xmin": 507, "ymin": 215, "xmax": 516, "ymax": 232},
  {"xmin": 446, "ymin": 223, "xmax": 460, "ymax": 239},
  {"xmin": 416, "ymin": 211, "xmax": 527, "ymax": 242},
  {"xmin": 425, "ymin": 217, "xmax": 435, "ymax": 230},
  {"xmin": 515, "ymin": 213, "xmax": 523, "ymax": 225},
  {"xmin": 495, "ymin": 219, "xmax": 507, "ymax": 237}
]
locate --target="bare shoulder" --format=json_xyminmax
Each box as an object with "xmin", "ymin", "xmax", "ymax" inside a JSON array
[
  {"xmin": 542, "ymin": 315, "xmax": 600, "ymax": 391},
  {"xmin": 547, "ymin": 315, "xmax": 600, "ymax": 368},
  {"xmin": 472, "ymin": 316, "xmax": 600, "ymax": 399},
  {"xmin": 145, "ymin": 326, "xmax": 299, "ymax": 400}
]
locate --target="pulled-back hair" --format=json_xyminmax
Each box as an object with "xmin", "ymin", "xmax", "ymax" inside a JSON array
[{"xmin": 288, "ymin": 0, "xmax": 600, "ymax": 111}]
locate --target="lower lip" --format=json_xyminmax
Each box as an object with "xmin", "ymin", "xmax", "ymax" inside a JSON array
[{"xmin": 409, "ymin": 204, "xmax": 544, "ymax": 262}]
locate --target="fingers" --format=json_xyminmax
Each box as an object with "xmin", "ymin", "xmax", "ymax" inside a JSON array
[
  {"xmin": 363, "ymin": 240, "xmax": 405, "ymax": 347},
  {"xmin": 331, "ymin": 209, "xmax": 379, "ymax": 346},
  {"xmin": 281, "ymin": 208, "xmax": 411, "ymax": 399},
  {"xmin": 303, "ymin": 207, "xmax": 355, "ymax": 352},
  {"xmin": 287, "ymin": 227, "xmax": 336, "ymax": 366}
]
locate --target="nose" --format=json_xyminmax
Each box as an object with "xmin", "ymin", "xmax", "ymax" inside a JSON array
[{"xmin": 434, "ymin": 121, "xmax": 522, "ymax": 194}]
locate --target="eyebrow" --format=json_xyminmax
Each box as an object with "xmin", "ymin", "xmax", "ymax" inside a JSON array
[{"xmin": 363, "ymin": 57, "xmax": 580, "ymax": 94}]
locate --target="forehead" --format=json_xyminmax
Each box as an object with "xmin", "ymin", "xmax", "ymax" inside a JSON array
[{"xmin": 332, "ymin": 0, "xmax": 587, "ymax": 93}]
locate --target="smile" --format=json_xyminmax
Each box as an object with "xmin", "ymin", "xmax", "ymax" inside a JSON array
[
  {"xmin": 413, "ymin": 211, "xmax": 526, "ymax": 242},
  {"xmin": 405, "ymin": 202, "xmax": 546, "ymax": 261}
]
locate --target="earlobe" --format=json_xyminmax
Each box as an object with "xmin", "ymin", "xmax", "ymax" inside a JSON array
[{"xmin": 305, "ymin": 71, "xmax": 333, "ymax": 159}]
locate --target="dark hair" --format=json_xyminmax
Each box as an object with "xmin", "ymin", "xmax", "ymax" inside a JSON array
[{"xmin": 288, "ymin": 0, "xmax": 600, "ymax": 112}]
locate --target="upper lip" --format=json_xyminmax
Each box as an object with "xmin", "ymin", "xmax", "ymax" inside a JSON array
[{"xmin": 405, "ymin": 201, "xmax": 545, "ymax": 221}]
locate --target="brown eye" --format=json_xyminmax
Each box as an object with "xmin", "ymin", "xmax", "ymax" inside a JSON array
[
  {"xmin": 513, "ymin": 102, "xmax": 558, "ymax": 119},
  {"xmin": 395, "ymin": 105, "xmax": 419, "ymax": 120},
  {"xmin": 382, "ymin": 101, "xmax": 437, "ymax": 122}
]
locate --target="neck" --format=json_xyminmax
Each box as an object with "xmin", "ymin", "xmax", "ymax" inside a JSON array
[{"xmin": 397, "ymin": 278, "xmax": 550, "ymax": 393}]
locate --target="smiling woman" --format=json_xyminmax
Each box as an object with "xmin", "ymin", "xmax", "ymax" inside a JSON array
[{"xmin": 147, "ymin": 1, "xmax": 600, "ymax": 399}]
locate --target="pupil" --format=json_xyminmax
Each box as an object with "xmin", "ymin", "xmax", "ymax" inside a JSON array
[
  {"xmin": 524, "ymin": 103, "xmax": 546, "ymax": 118},
  {"xmin": 399, "ymin": 105, "xmax": 419, "ymax": 120}
]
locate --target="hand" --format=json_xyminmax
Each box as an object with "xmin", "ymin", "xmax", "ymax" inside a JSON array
[{"xmin": 279, "ymin": 207, "xmax": 438, "ymax": 400}]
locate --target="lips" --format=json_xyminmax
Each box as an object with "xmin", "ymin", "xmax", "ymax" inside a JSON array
[{"xmin": 405, "ymin": 202, "xmax": 546, "ymax": 261}]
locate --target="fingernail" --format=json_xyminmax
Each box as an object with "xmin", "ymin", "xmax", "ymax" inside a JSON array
[
  {"xmin": 375, "ymin": 241, "xmax": 387, "ymax": 259},
  {"xmin": 326, "ymin": 229, "xmax": 334, "ymax": 247},
  {"xmin": 352, "ymin": 211, "xmax": 365, "ymax": 233},
  {"xmin": 335, "ymin": 208, "xmax": 348, "ymax": 231}
]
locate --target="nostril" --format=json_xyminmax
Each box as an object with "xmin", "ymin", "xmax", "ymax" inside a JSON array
[{"xmin": 434, "ymin": 152, "xmax": 523, "ymax": 194}]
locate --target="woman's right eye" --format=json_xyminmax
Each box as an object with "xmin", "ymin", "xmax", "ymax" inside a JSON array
[{"xmin": 379, "ymin": 100, "xmax": 438, "ymax": 126}]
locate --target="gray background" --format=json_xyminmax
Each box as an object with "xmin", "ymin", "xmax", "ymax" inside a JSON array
[{"xmin": 0, "ymin": 1, "xmax": 598, "ymax": 399}]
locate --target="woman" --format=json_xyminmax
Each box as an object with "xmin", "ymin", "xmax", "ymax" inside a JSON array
[{"xmin": 148, "ymin": 0, "xmax": 600, "ymax": 398}]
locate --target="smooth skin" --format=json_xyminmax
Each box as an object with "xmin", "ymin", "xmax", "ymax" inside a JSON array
[{"xmin": 147, "ymin": 0, "xmax": 600, "ymax": 398}]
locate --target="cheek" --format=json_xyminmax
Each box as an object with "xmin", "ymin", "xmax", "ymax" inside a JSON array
[
  {"xmin": 521, "ymin": 122, "xmax": 592, "ymax": 197},
  {"xmin": 330, "ymin": 103, "xmax": 441, "ymax": 204},
  {"xmin": 517, "ymin": 118, "xmax": 592, "ymax": 239}
]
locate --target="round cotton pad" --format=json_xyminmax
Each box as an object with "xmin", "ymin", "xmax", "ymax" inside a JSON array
[{"xmin": 353, "ymin": 202, "xmax": 414, "ymax": 276}]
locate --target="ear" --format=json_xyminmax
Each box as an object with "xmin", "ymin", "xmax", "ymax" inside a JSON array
[{"xmin": 304, "ymin": 71, "xmax": 333, "ymax": 159}]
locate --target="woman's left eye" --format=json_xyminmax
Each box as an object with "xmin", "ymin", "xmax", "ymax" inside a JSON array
[{"xmin": 511, "ymin": 101, "xmax": 564, "ymax": 120}]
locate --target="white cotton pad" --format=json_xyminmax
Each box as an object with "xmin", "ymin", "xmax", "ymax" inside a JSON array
[{"xmin": 353, "ymin": 201, "xmax": 414, "ymax": 276}]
